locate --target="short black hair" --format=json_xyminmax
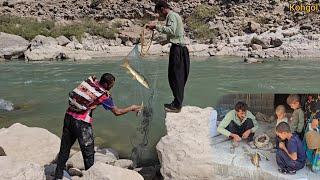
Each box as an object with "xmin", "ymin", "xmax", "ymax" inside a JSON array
[
  {"xmin": 276, "ymin": 122, "xmax": 291, "ymax": 133},
  {"xmin": 100, "ymin": 73, "xmax": 115, "ymax": 85},
  {"xmin": 235, "ymin": 101, "xmax": 248, "ymax": 112},
  {"xmin": 155, "ymin": 0, "xmax": 170, "ymax": 13}
]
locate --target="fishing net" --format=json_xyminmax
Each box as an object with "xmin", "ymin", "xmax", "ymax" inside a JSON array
[
  {"xmin": 140, "ymin": 25, "xmax": 154, "ymax": 57},
  {"xmin": 116, "ymin": 27, "xmax": 158, "ymax": 167}
]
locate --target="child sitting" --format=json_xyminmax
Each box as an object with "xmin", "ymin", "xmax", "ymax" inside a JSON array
[
  {"xmin": 287, "ymin": 94, "xmax": 305, "ymax": 139},
  {"xmin": 276, "ymin": 122, "xmax": 306, "ymax": 175}
]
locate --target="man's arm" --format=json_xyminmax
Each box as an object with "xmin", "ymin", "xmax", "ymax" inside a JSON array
[
  {"xmin": 217, "ymin": 111, "xmax": 233, "ymax": 137},
  {"xmin": 101, "ymin": 97, "xmax": 140, "ymax": 116},
  {"xmin": 279, "ymin": 142, "xmax": 298, "ymax": 160},
  {"xmin": 111, "ymin": 105, "xmax": 140, "ymax": 116},
  {"xmin": 297, "ymin": 109, "xmax": 305, "ymax": 133}
]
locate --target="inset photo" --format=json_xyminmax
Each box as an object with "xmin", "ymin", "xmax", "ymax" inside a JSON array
[{"xmin": 210, "ymin": 94, "xmax": 320, "ymax": 179}]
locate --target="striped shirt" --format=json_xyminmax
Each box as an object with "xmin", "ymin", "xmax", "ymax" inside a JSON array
[{"xmin": 67, "ymin": 95, "xmax": 115, "ymax": 124}]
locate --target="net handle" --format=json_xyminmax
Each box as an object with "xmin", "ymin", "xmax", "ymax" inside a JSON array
[{"xmin": 140, "ymin": 24, "xmax": 154, "ymax": 56}]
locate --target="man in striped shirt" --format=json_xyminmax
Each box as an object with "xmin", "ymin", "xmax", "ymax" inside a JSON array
[{"xmin": 55, "ymin": 73, "xmax": 141, "ymax": 179}]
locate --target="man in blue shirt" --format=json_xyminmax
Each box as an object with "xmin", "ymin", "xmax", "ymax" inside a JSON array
[{"xmin": 276, "ymin": 122, "xmax": 306, "ymax": 174}]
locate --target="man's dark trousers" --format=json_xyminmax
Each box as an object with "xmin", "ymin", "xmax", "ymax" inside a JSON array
[
  {"xmin": 226, "ymin": 118, "xmax": 255, "ymax": 142},
  {"xmin": 168, "ymin": 43, "xmax": 190, "ymax": 108},
  {"xmin": 55, "ymin": 113, "xmax": 95, "ymax": 178}
]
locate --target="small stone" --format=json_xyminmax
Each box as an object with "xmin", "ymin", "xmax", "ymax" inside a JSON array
[
  {"xmin": 270, "ymin": 38, "xmax": 283, "ymax": 48},
  {"xmin": 0, "ymin": 146, "xmax": 6, "ymax": 156},
  {"xmin": 68, "ymin": 168, "xmax": 83, "ymax": 177},
  {"xmin": 300, "ymin": 24, "xmax": 312, "ymax": 31},
  {"xmin": 125, "ymin": 40, "xmax": 133, "ymax": 47},
  {"xmin": 248, "ymin": 21, "xmax": 261, "ymax": 33},
  {"xmin": 244, "ymin": 57, "xmax": 264, "ymax": 64},
  {"xmin": 252, "ymin": 44, "xmax": 262, "ymax": 51}
]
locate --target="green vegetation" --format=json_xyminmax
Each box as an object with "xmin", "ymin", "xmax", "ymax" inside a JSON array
[
  {"xmin": 186, "ymin": 4, "xmax": 219, "ymax": 40},
  {"xmin": 0, "ymin": 15, "xmax": 54, "ymax": 40},
  {"xmin": 0, "ymin": 15, "xmax": 118, "ymax": 41}
]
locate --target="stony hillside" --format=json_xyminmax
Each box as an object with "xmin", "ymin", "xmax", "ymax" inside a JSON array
[{"xmin": 0, "ymin": 0, "xmax": 318, "ymax": 42}]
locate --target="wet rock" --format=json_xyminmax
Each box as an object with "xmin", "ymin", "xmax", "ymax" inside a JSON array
[
  {"xmin": 244, "ymin": 57, "xmax": 264, "ymax": 64},
  {"xmin": 0, "ymin": 32, "xmax": 29, "ymax": 60},
  {"xmin": 0, "ymin": 98, "xmax": 14, "ymax": 111},
  {"xmin": 44, "ymin": 164, "xmax": 56, "ymax": 176},
  {"xmin": 0, "ymin": 123, "xmax": 60, "ymax": 166},
  {"xmin": 136, "ymin": 166, "xmax": 157, "ymax": 180}
]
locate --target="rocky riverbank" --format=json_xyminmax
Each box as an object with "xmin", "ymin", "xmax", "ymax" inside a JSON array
[
  {"xmin": 0, "ymin": 123, "xmax": 151, "ymax": 180},
  {"xmin": 1, "ymin": 26, "xmax": 320, "ymax": 62},
  {"xmin": 1, "ymin": 0, "xmax": 320, "ymax": 61}
]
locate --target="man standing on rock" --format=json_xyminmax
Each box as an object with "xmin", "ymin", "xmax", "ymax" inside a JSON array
[
  {"xmin": 54, "ymin": 73, "xmax": 141, "ymax": 179},
  {"xmin": 217, "ymin": 102, "xmax": 259, "ymax": 149},
  {"xmin": 147, "ymin": 0, "xmax": 190, "ymax": 113}
]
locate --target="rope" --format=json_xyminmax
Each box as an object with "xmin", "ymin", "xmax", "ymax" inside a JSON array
[{"xmin": 140, "ymin": 25, "xmax": 154, "ymax": 57}]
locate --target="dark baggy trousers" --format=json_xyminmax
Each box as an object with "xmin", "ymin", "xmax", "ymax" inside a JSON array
[
  {"xmin": 276, "ymin": 149, "xmax": 305, "ymax": 171},
  {"xmin": 168, "ymin": 43, "xmax": 190, "ymax": 108},
  {"xmin": 55, "ymin": 113, "xmax": 95, "ymax": 178},
  {"xmin": 226, "ymin": 118, "xmax": 255, "ymax": 142}
]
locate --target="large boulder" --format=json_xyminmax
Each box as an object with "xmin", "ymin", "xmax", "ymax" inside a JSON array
[
  {"xmin": 0, "ymin": 156, "xmax": 45, "ymax": 180},
  {"xmin": 0, "ymin": 123, "xmax": 60, "ymax": 166},
  {"xmin": 80, "ymin": 162, "xmax": 143, "ymax": 180},
  {"xmin": 156, "ymin": 106, "xmax": 215, "ymax": 179},
  {"xmin": 0, "ymin": 32, "xmax": 29, "ymax": 59},
  {"xmin": 24, "ymin": 35, "xmax": 65, "ymax": 61}
]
